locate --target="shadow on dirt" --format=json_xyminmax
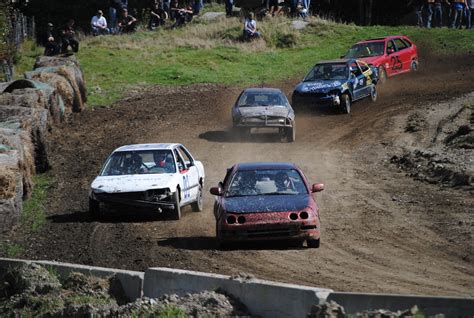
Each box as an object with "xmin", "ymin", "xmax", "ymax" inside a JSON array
[
  {"xmin": 47, "ymin": 209, "xmax": 178, "ymax": 224},
  {"xmin": 199, "ymin": 130, "xmax": 289, "ymax": 143},
  {"xmin": 158, "ymin": 236, "xmax": 306, "ymax": 251}
]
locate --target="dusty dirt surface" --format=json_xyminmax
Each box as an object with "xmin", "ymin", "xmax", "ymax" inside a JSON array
[{"xmin": 1, "ymin": 53, "xmax": 473, "ymax": 297}]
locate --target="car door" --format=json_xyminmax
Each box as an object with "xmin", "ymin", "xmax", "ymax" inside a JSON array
[
  {"xmin": 357, "ymin": 60, "xmax": 373, "ymax": 97},
  {"xmin": 175, "ymin": 145, "xmax": 200, "ymax": 204},
  {"xmin": 393, "ymin": 38, "xmax": 411, "ymax": 73},
  {"xmin": 350, "ymin": 61, "xmax": 366, "ymax": 100},
  {"xmin": 387, "ymin": 39, "xmax": 403, "ymax": 75}
]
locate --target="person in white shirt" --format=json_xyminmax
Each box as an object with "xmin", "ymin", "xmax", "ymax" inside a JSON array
[
  {"xmin": 243, "ymin": 12, "xmax": 260, "ymax": 40},
  {"xmin": 91, "ymin": 10, "xmax": 110, "ymax": 35}
]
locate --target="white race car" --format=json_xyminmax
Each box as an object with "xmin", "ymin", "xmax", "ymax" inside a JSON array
[{"xmin": 89, "ymin": 143, "xmax": 205, "ymax": 220}]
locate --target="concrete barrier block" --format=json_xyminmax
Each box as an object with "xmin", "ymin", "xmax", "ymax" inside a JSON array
[
  {"xmin": 328, "ymin": 292, "xmax": 474, "ymax": 317},
  {"xmin": 144, "ymin": 267, "xmax": 332, "ymax": 318},
  {"xmin": 0, "ymin": 258, "xmax": 144, "ymax": 301}
]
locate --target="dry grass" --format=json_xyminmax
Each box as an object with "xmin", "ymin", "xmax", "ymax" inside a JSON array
[{"xmin": 0, "ymin": 166, "xmax": 16, "ymax": 200}]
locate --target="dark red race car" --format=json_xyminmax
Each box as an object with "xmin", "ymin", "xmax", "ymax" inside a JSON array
[
  {"xmin": 210, "ymin": 162, "xmax": 324, "ymax": 248},
  {"xmin": 344, "ymin": 35, "xmax": 419, "ymax": 83}
]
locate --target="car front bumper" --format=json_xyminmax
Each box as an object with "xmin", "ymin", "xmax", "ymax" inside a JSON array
[
  {"xmin": 218, "ymin": 222, "xmax": 319, "ymax": 242},
  {"xmin": 91, "ymin": 190, "xmax": 175, "ymax": 210},
  {"xmin": 293, "ymin": 92, "xmax": 341, "ymax": 107}
]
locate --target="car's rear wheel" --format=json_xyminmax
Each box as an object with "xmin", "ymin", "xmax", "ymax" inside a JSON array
[
  {"xmin": 89, "ymin": 198, "xmax": 103, "ymax": 219},
  {"xmin": 191, "ymin": 185, "xmax": 203, "ymax": 212},
  {"xmin": 171, "ymin": 190, "xmax": 181, "ymax": 220},
  {"xmin": 410, "ymin": 59, "xmax": 418, "ymax": 72},
  {"xmin": 307, "ymin": 238, "xmax": 320, "ymax": 248},
  {"xmin": 378, "ymin": 66, "xmax": 387, "ymax": 84},
  {"xmin": 370, "ymin": 86, "xmax": 377, "ymax": 103},
  {"xmin": 340, "ymin": 94, "xmax": 351, "ymax": 114}
]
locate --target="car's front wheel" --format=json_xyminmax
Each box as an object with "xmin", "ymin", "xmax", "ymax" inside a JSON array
[
  {"xmin": 340, "ymin": 94, "xmax": 351, "ymax": 114},
  {"xmin": 191, "ymin": 185, "xmax": 203, "ymax": 212},
  {"xmin": 307, "ymin": 238, "xmax": 320, "ymax": 248},
  {"xmin": 89, "ymin": 198, "xmax": 103, "ymax": 219},
  {"xmin": 378, "ymin": 66, "xmax": 387, "ymax": 84},
  {"xmin": 370, "ymin": 86, "xmax": 377, "ymax": 103},
  {"xmin": 171, "ymin": 190, "xmax": 181, "ymax": 220},
  {"xmin": 286, "ymin": 123, "xmax": 296, "ymax": 143}
]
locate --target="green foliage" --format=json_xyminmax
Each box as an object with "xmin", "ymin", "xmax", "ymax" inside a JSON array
[
  {"xmin": 21, "ymin": 174, "xmax": 53, "ymax": 232},
  {"xmin": 13, "ymin": 17, "xmax": 474, "ymax": 107},
  {"xmin": 1, "ymin": 243, "xmax": 24, "ymax": 258}
]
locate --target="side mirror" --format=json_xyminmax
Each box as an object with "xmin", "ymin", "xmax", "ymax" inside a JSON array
[
  {"xmin": 387, "ymin": 48, "xmax": 395, "ymax": 55},
  {"xmin": 210, "ymin": 186, "xmax": 223, "ymax": 196},
  {"xmin": 185, "ymin": 160, "xmax": 193, "ymax": 167},
  {"xmin": 311, "ymin": 183, "xmax": 324, "ymax": 193}
]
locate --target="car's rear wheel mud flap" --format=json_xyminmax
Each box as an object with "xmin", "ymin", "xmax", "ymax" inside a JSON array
[{"xmin": 191, "ymin": 185, "xmax": 203, "ymax": 212}]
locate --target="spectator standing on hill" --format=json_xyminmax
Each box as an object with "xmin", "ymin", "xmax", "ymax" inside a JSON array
[
  {"xmin": 61, "ymin": 19, "xmax": 79, "ymax": 53},
  {"xmin": 432, "ymin": 0, "xmax": 444, "ymax": 27},
  {"xmin": 467, "ymin": 0, "xmax": 474, "ymax": 28},
  {"xmin": 43, "ymin": 22, "xmax": 60, "ymax": 56},
  {"xmin": 149, "ymin": 0, "xmax": 168, "ymax": 30},
  {"xmin": 451, "ymin": 0, "xmax": 466, "ymax": 28},
  {"xmin": 91, "ymin": 10, "xmax": 110, "ymax": 35},
  {"xmin": 109, "ymin": 0, "xmax": 122, "ymax": 33},
  {"xmin": 409, "ymin": 0, "xmax": 424, "ymax": 27},
  {"xmin": 225, "ymin": 0, "xmax": 233, "ymax": 16},
  {"xmin": 194, "ymin": 0, "xmax": 204, "ymax": 15},
  {"xmin": 243, "ymin": 12, "xmax": 260, "ymax": 40},
  {"xmin": 118, "ymin": 8, "xmax": 138, "ymax": 33}
]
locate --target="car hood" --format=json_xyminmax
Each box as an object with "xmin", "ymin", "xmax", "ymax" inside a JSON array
[
  {"xmin": 223, "ymin": 194, "xmax": 310, "ymax": 213},
  {"xmin": 295, "ymin": 80, "xmax": 345, "ymax": 93},
  {"xmin": 91, "ymin": 174, "xmax": 175, "ymax": 193},
  {"xmin": 238, "ymin": 106, "xmax": 291, "ymax": 118}
]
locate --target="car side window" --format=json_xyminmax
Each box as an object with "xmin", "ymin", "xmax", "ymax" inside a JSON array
[
  {"xmin": 386, "ymin": 40, "xmax": 395, "ymax": 54},
  {"xmin": 358, "ymin": 61, "xmax": 369, "ymax": 73},
  {"xmin": 173, "ymin": 149, "xmax": 187, "ymax": 172},
  {"xmin": 178, "ymin": 146, "xmax": 194, "ymax": 167},
  {"xmin": 401, "ymin": 38, "xmax": 412, "ymax": 48},
  {"xmin": 394, "ymin": 39, "xmax": 408, "ymax": 51},
  {"xmin": 350, "ymin": 62, "xmax": 362, "ymax": 77}
]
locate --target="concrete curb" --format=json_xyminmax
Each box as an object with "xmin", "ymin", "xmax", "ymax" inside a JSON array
[
  {"xmin": 328, "ymin": 292, "xmax": 474, "ymax": 317},
  {"xmin": 0, "ymin": 258, "xmax": 143, "ymax": 301},
  {"xmin": 143, "ymin": 267, "xmax": 332, "ymax": 318}
]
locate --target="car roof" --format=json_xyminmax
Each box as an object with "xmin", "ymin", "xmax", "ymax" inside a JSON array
[
  {"xmin": 316, "ymin": 59, "xmax": 352, "ymax": 65},
  {"xmin": 234, "ymin": 162, "xmax": 298, "ymax": 170},
  {"xmin": 359, "ymin": 35, "xmax": 409, "ymax": 43},
  {"xmin": 114, "ymin": 143, "xmax": 179, "ymax": 152},
  {"xmin": 242, "ymin": 87, "xmax": 284, "ymax": 94}
]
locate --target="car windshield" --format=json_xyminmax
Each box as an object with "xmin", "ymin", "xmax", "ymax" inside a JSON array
[
  {"xmin": 304, "ymin": 64, "xmax": 349, "ymax": 81},
  {"xmin": 345, "ymin": 41, "xmax": 385, "ymax": 58},
  {"xmin": 237, "ymin": 91, "xmax": 289, "ymax": 107},
  {"xmin": 101, "ymin": 150, "xmax": 176, "ymax": 176},
  {"xmin": 226, "ymin": 169, "xmax": 308, "ymax": 197}
]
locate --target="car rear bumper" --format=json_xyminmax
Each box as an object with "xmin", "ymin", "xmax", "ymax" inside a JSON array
[{"xmin": 235, "ymin": 117, "xmax": 293, "ymax": 128}]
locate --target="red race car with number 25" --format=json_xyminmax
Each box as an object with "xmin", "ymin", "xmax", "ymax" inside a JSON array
[{"xmin": 344, "ymin": 35, "xmax": 419, "ymax": 84}]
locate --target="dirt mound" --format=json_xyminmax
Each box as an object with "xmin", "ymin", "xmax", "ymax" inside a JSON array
[
  {"xmin": 391, "ymin": 94, "xmax": 473, "ymax": 190},
  {"xmin": 0, "ymin": 264, "xmax": 251, "ymax": 318}
]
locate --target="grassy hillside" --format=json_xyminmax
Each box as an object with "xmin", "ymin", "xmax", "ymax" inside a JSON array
[{"xmin": 15, "ymin": 15, "xmax": 474, "ymax": 107}]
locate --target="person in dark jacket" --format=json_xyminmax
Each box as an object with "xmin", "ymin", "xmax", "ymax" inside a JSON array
[
  {"xmin": 43, "ymin": 22, "xmax": 60, "ymax": 56},
  {"xmin": 61, "ymin": 19, "xmax": 79, "ymax": 53}
]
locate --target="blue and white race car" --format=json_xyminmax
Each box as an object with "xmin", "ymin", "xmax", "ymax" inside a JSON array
[{"xmin": 292, "ymin": 59, "xmax": 378, "ymax": 114}]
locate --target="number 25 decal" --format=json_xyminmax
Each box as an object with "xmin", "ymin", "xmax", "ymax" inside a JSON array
[
  {"xmin": 391, "ymin": 55, "xmax": 403, "ymax": 71},
  {"xmin": 182, "ymin": 175, "xmax": 190, "ymax": 199}
]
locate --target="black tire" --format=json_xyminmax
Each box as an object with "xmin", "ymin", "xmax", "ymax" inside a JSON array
[
  {"xmin": 191, "ymin": 185, "xmax": 203, "ymax": 212},
  {"xmin": 370, "ymin": 86, "xmax": 377, "ymax": 103},
  {"xmin": 286, "ymin": 123, "xmax": 295, "ymax": 143},
  {"xmin": 340, "ymin": 94, "xmax": 351, "ymax": 114},
  {"xmin": 171, "ymin": 190, "xmax": 181, "ymax": 220},
  {"xmin": 378, "ymin": 66, "xmax": 387, "ymax": 84},
  {"xmin": 410, "ymin": 59, "xmax": 418, "ymax": 72},
  {"xmin": 215, "ymin": 222, "xmax": 226, "ymax": 249},
  {"xmin": 89, "ymin": 198, "xmax": 102, "ymax": 219},
  {"xmin": 307, "ymin": 238, "xmax": 320, "ymax": 248}
]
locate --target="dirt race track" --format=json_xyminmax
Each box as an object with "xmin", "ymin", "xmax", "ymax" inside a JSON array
[{"xmin": 4, "ymin": 53, "xmax": 473, "ymax": 297}]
